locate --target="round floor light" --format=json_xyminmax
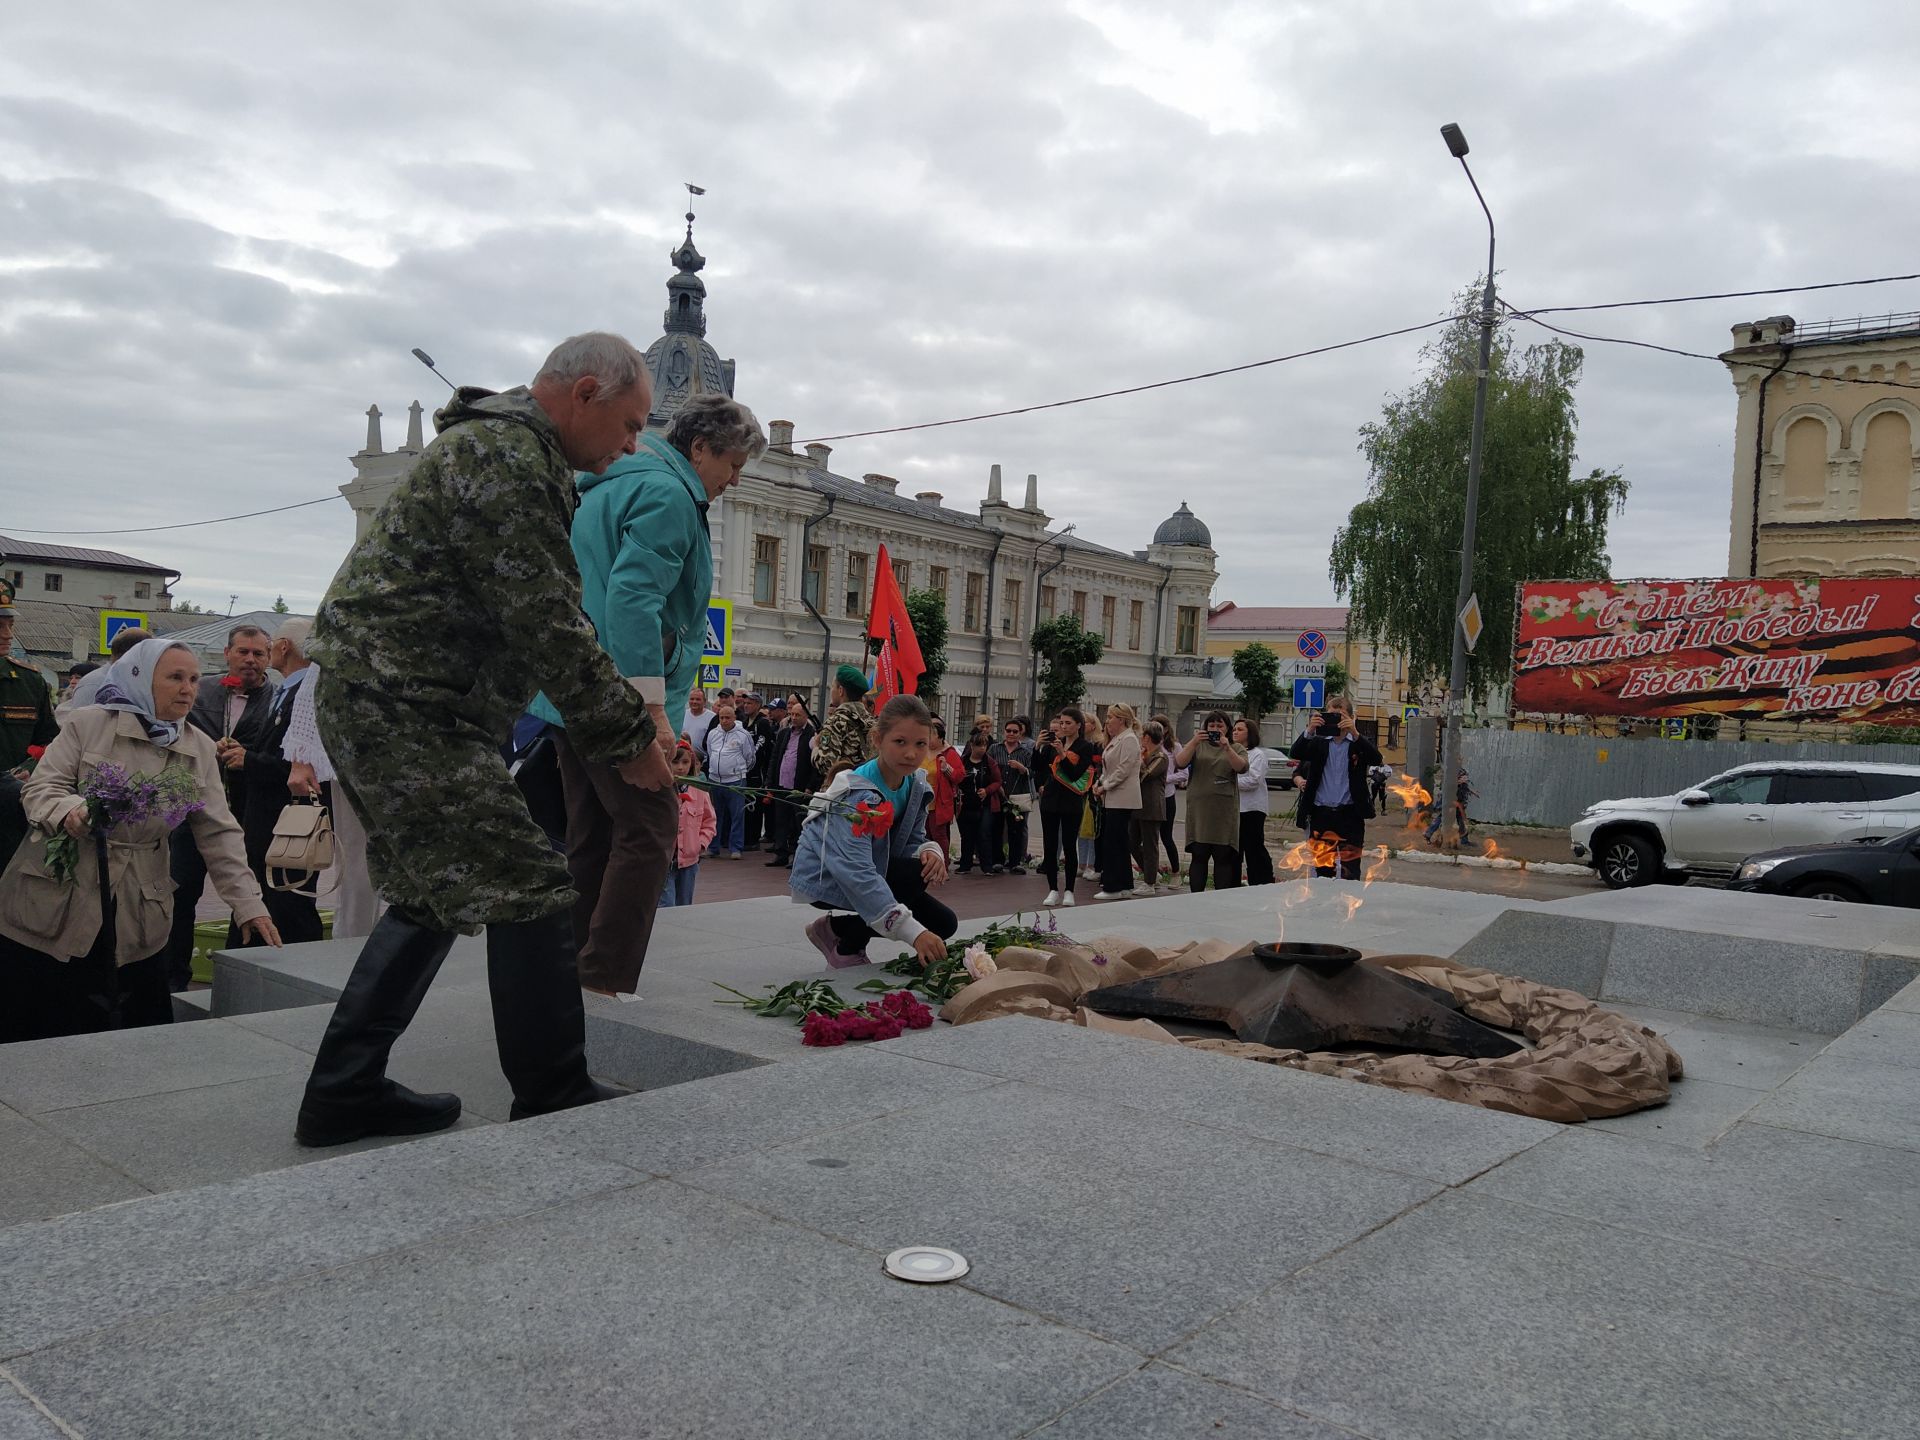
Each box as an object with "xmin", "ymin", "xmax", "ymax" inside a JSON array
[{"xmin": 883, "ymin": 1246, "xmax": 970, "ymax": 1283}]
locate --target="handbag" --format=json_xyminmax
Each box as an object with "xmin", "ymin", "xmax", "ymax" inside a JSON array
[{"xmin": 266, "ymin": 798, "xmax": 335, "ymax": 896}]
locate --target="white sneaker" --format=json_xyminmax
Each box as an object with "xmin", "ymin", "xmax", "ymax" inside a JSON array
[
  {"xmin": 1092, "ymin": 891, "xmax": 1126, "ymax": 901},
  {"xmin": 1041, "ymin": 890, "xmax": 1060, "ymax": 907},
  {"xmin": 1060, "ymin": 891, "xmax": 1076, "ymax": 907}
]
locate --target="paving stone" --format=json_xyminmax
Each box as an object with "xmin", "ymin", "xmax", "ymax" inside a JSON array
[
  {"xmin": 1166, "ymin": 1189, "xmax": 1920, "ymax": 1440},
  {"xmin": 1749, "ymin": 1055, "xmax": 1920, "ymax": 1152},
  {"xmin": 1880, "ymin": 975, "xmax": 1920, "ymax": 1014},
  {"xmin": 0, "ymin": 1104, "xmax": 149, "ymax": 1228},
  {"xmin": 0, "ymin": 1381, "xmax": 68, "ymax": 1440},
  {"xmin": 680, "ymin": 1084, "xmax": 1436, "ymax": 1352},
  {"xmin": 1655, "ymin": 1015, "xmax": 1823, "ymax": 1091},
  {"xmin": 1450, "ymin": 907, "xmax": 1614, "ymax": 996},
  {"xmin": 0, "ymin": 1119, "xmax": 649, "ymax": 1356},
  {"xmin": 7, "ymin": 1183, "xmax": 1139, "ymax": 1440},
  {"xmin": 1604, "ymin": 1001, "xmax": 1704, "ymax": 1034},
  {"xmin": 1816, "ymin": 1007, "xmax": 1920, "ymax": 1071},
  {"xmin": 518, "ymin": 1045, "xmax": 1005, "ymax": 1177},
  {"xmin": 1602, "ymin": 925, "xmax": 1859, "ymax": 1034},
  {"xmin": 1582, "ymin": 1076, "xmax": 1761, "ymax": 1149},
  {"xmin": 884, "ymin": 1016, "xmax": 1554, "ymax": 1185},
  {"xmin": 0, "ymin": 1020, "xmax": 311, "ymax": 1115},
  {"xmin": 1862, "ymin": 954, "xmax": 1920, "ymax": 1014},
  {"xmin": 1474, "ymin": 1123, "xmax": 1920, "ymax": 1296},
  {"xmin": 31, "ymin": 1070, "xmax": 489, "ymax": 1194},
  {"xmin": 1030, "ymin": 1364, "xmax": 1353, "ymax": 1438}
]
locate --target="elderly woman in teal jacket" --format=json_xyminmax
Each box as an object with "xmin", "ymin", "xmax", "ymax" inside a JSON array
[{"xmin": 532, "ymin": 393, "xmax": 767, "ymax": 993}]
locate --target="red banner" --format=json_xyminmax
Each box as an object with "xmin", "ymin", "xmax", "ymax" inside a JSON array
[
  {"xmin": 1511, "ymin": 578, "xmax": 1920, "ymax": 723},
  {"xmin": 866, "ymin": 544, "xmax": 926, "ymax": 707}
]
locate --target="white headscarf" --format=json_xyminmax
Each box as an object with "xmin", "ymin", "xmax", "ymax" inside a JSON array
[{"xmin": 91, "ymin": 637, "xmax": 195, "ymax": 748}]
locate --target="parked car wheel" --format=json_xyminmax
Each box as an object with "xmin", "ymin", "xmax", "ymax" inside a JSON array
[
  {"xmin": 1790, "ymin": 877, "xmax": 1863, "ymax": 904},
  {"xmin": 1596, "ymin": 832, "xmax": 1658, "ymax": 889}
]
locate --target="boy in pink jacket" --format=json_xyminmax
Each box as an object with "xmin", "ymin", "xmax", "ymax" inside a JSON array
[{"xmin": 662, "ymin": 742, "xmax": 717, "ymax": 907}]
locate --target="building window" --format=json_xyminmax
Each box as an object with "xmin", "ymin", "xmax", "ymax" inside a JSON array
[
  {"xmin": 6, "ymin": 570, "xmax": 21, "ymax": 589},
  {"xmin": 1128, "ymin": 599, "xmax": 1143, "ymax": 651},
  {"xmin": 959, "ymin": 695, "xmax": 980, "ymax": 728},
  {"xmin": 1038, "ymin": 585, "xmax": 1056, "ymax": 622},
  {"xmin": 892, "ymin": 558, "xmax": 911, "ymax": 593},
  {"xmin": 803, "ymin": 545, "xmax": 827, "ymax": 610},
  {"xmin": 134, "ymin": 581, "xmax": 152, "ymax": 599},
  {"xmin": 43, "ymin": 573, "xmax": 62, "ymax": 593},
  {"xmin": 964, "ymin": 573, "xmax": 985, "ymax": 632},
  {"xmin": 753, "ymin": 535, "xmax": 780, "ymax": 607},
  {"xmin": 845, "ymin": 551, "xmax": 868, "ymax": 618},
  {"xmin": 1782, "ymin": 415, "xmax": 1828, "ymax": 504},
  {"xmin": 997, "ymin": 697, "xmax": 1017, "ymax": 724},
  {"xmin": 1860, "ymin": 411, "xmax": 1914, "ymax": 520},
  {"xmin": 928, "ymin": 565, "xmax": 949, "ymax": 605},
  {"xmin": 1002, "ymin": 578, "xmax": 1022, "ymax": 635},
  {"xmin": 1071, "ymin": 590, "xmax": 1087, "ymax": 625},
  {"xmin": 1100, "ymin": 595, "xmax": 1116, "ymax": 644},
  {"xmin": 1176, "ymin": 605, "xmax": 1200, "ymax": 655}
]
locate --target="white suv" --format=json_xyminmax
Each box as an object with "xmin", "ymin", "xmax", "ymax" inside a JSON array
[{"xmin": 1570, "ymin": 761, "xmax": 1920, "ymax": 889}]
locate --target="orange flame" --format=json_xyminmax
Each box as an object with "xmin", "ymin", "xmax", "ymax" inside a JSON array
[
  {"xmin": 1387, "ymin": 773, "xmax": 1430, "ymax": 828},
  {"xmin": 1361, "ymin": 844, "xmax": 1391, "ymax": 887},
  {"xmin": 1335, "ymin": 892, "xmax": 1363, "ymax": 921},
  {"xmin": 1277, "ymin": 838, "xmax": 1342, "ymax": 876},
  {"xmin": 1481, "ymin": 838, "xmax": 1502, "ymax": 861}
]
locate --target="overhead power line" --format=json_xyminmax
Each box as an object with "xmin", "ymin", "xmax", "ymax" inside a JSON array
[
  {"xmin": 1512, "ymin": 270, "xmax": 1920, "ymax": 318},
  {"xmin": 3, "ymin": 494, "xmax": 347, "ymax": 538}
]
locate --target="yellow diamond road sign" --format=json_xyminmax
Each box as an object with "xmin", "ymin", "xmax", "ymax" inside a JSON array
[{"xmin": 1459, "ymin": 594, "xmax": 1484, "ymax": 653}]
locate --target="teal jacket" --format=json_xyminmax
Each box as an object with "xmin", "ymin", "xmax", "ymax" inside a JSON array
[{"xmin": 531, "ymin": 432, "xmax": 712, "ymax": 726}]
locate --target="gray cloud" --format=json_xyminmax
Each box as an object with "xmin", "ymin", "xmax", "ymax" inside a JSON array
[{"xmin": 3, "ymin": 0, "xmax": 1919, "ymax": 616}]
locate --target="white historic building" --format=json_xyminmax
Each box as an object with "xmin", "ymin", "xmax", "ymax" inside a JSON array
[{"xmin": 339, "ymin": 212, "xmax": 1218, "ymax": 726}]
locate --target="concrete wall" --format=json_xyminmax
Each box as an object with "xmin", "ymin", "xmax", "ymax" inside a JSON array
[{"xmin": 1460, "ymin": 728, "xmax": 1920, "ymax": 826}]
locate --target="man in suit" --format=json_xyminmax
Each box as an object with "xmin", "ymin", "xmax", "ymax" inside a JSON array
[
  {"xmin": 1291, "ymin": 699, "xmax": 1383, "ymax": 881},
  {"xmin": 221, "ymin": 619, "xmax": 325, "ymax": 945},
  {"xmin": 162, "ymin": 623, "xmax": 277, "ymax": 990},
  {"xmin": 763, "ymin": 697, "xmax": 819, "ymax": 866}
]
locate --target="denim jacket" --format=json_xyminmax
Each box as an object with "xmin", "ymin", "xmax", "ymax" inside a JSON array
[{"xmin": 789, "ymin": 767, "xmax": 942, "ymax": 943}]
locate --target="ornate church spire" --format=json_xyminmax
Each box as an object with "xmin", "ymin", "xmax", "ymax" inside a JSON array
[{"xmin": 663, "ymin": 181, "xmax": 708, "ymax": 338}]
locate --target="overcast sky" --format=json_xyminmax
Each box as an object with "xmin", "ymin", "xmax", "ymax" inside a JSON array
[{"xmin": 4, "ymin": 0, "xmax": 1919, "ymax": 616}]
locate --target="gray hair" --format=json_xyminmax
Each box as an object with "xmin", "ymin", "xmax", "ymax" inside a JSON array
[
  {"xmin": 534, "ymin": 331, "xmax": 649, "ymax": 399},
  {"xmin": 664, "ymin": 393, "xmax": 768, "ymax": 462},
  {"xmin": 273, "ymin": 617, "xmax": 314, "ymax": 653}
]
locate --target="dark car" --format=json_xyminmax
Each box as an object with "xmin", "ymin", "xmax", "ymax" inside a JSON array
[{"xmin": 1725, "ymin": 825, "xmax": 1920, "ymax": 907}]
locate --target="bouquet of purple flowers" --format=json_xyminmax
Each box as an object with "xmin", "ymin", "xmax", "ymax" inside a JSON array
[{"xmin": 43, "ymin": 762, "xmax": 205, "ymax": 885}]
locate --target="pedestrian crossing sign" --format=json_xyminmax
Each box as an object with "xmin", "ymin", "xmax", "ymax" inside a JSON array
[
  {"xmin": 704, "ymin": 599, "xmax": 732, "ymax": 665},
  {"xmin": 699, "ymin": 662, "xmax": 723, "ymax": 688},
  {"xmin": 99, "ymin": 611, "xmax": 148, "ymax": 653}
]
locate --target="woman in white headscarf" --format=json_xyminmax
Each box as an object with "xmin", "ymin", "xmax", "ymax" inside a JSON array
[{"xmin": 0, "ymin": 638, "xmax": 279, "ymax": 1042}]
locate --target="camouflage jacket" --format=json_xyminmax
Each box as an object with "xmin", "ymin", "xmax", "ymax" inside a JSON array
[
  {"xmin": 809, "ymin": 700, "xmax": 872, "ymax": 776},
  {"xmin": 311, "ymin": 386, "xmax": 654, "ymax": 764}
]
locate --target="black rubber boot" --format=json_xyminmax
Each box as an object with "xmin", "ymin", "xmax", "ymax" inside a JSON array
[
  {"xmin": 295, "ymin": 911, "xmax": 462, "ymax": 1147},
  {"xmin": 487, "ymin": 911, "xmax": 609, "ymax": 1121}
]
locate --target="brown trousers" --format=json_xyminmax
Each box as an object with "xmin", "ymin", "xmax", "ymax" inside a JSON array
[{"xmin": 554, "ymin": 733, "xmax": 678, "ymax": 994}]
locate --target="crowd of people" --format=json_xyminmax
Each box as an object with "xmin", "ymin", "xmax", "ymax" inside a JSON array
[{"xmin": 0, "ymin": 326, "xmax": 1439, "ymax": 1151}]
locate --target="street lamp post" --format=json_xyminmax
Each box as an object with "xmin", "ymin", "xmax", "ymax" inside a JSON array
[{"xmin": 1437, "ymin": 122, "xmax": 1496, "ymax": 849}]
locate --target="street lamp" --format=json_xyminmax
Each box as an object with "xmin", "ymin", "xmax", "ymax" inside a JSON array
[
  {"xmin": 1437, "ymin": 121, "xmax": 1496, "ymax": 850},
  {"xmin": 411, "ymin": 347, "xmax": 456, "ymax": 392}
]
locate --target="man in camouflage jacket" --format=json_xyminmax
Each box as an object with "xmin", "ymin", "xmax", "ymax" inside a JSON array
[
  {"xmin": 811, "ymin": 664, "xmax": 875, "ymax": 776},
  {"xmin": 297, "ymin": 332, "xmax": 671, "ymax": 1148}
]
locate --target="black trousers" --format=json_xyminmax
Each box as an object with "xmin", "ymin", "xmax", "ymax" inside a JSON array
[
  {"xmin": 162, "ymin": 826, "xmax": 208, "ymax": 991},
  {"xmin": 1098, "ymin": 806, "xmax": 1138, "ymax": 892},
  {"xmin": 996, "ymin": 802, "xmax": 1030, "ymax": 869},
  {"xmin": 1310, "ymin": 804, "xmax": 1367, "ymax": 879},
  {"xmin": 956, "ymin": 805, "xmax": 992, "ymax": 871},
  {"xmin": 1038, "ymin": 798, "xmax": 1084, "ymax": 892},
  {"xmin": 827, "ymin": 857, "xmax": 958, "ymax": 953},
  {"xmin": 1159, "ymin": 815, "xmax": 1179, "ymax": 873},
  {"xmin": 1238, "ymin": 810, "xmax": 1275, "ymax": 886},
  {"xmin": 1188, "ymin": 843, "xmax": 1240, "ymax": 893},
  {"xmin": 0, "ymin": 931, "xmax": 172, "ymax": 1044},
  {"xmin": 743, "ymin": 786, "xmax": 765, "ymax": 848}
]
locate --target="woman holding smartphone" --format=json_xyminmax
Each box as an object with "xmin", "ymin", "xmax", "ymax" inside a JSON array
[{"xmin": 1173, "ymin": 710, "xmax": 1247, "ymax": 892}]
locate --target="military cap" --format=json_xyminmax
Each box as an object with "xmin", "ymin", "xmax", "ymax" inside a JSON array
[
  {"xmin": 835, "ymin": 664, "xmax": 870, "ymax": 698},
  {"xmin": 0, "ymin": 577, "xmax": 15, "ymax": 617}
]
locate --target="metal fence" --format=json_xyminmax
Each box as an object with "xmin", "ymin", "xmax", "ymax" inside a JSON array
[{"xmin": 1457, "ymin": 729, "xmax": 1920, "ymax": 828}]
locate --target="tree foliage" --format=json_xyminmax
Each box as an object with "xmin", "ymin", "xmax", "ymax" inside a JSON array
[
  {"xmin": 1325, "ymin": 657, "xmax": 1351, "ymax": 698},
  {"xmin": 271, "ymin": 594, "xmax": 290, "ymax": 614},
  {"xmin": 1030, "ymin": 613, "xmax": 1104, "ymax": 716},
  {"xmin": 1329, "ymin": 287, "xmax": 1628, "ymax": 701},
  {"xmin": 903, "ymin": 587, "xmax": 950, "ymax": 700},
  {"xmin": 1230, "ymin": 642, "xmax": 1284, "ymax": 721}
]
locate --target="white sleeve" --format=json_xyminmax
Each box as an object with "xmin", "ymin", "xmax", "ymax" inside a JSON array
[
  {"xmin": 281, "ymin": 667, "xmax": 335, "ymax": 782},
  {"xmin": 1237, "ymin": 746, "xmax": 1268, "ymax": 792}
]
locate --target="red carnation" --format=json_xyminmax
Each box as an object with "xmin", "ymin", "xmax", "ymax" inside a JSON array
[
  {"xmin": 801, "ymin": 1012, "xmax": 847, "ymax": 1047},
  {"xmin": 851, "ymin": 799, "xmax": 895, "ymax": 838},
  {"xmin": 219, "ymin": 676, "xmax": 245, "ymax": 691},
  {"xmin": 26, "ymin": 745, "xmax": 45, "ymax": 761}
]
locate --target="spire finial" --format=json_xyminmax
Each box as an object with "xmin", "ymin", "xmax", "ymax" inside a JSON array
[{"xmin": 684, "ymin": 181, "xmax": 705, "ymax": 243}]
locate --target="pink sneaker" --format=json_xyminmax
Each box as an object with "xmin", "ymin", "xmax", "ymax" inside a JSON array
[{"xmin": 806, "ymin": 915, "xmax": 867, "ymax": 968}]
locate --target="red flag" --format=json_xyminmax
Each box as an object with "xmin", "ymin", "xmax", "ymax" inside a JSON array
[{"xmin": 866, "ymin": 544, "xmax": 926, "ymax": 706}]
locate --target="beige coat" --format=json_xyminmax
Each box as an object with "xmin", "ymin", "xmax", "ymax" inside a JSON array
[
  {"xmin": 0, "ymin": 708, "xmax": 266, "ymax": 965},
  {"xmin": 1097, "ymin": 729, "xmax": 1142, "ymax": 809}
]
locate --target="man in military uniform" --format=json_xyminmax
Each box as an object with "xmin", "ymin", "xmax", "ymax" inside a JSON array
[
  {"xmin": 296, "ymin": 331, "xmax": 672, "ymax": 1148},
  {"xmin": 811, "ymin": 665, "xmax": 875, "ymax": 775},
  {"xmin": 0, "ymin": 579, "xmax": 59, "ymax": 863}
]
